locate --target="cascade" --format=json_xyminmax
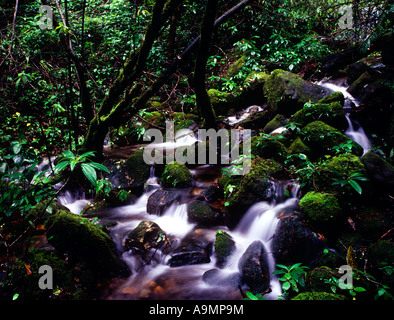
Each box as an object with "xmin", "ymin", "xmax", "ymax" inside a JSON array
[
  {"xmin": 104, "ymin": 177, "xmax": 300, "ymax": 300},
  {"xmin": 316, "ymin": 80, "xmax": 371, "ymax": 154}
]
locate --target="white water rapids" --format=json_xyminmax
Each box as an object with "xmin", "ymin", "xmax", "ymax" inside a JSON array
[
  {"xmin": 94, "ymin": 175, "xmax": 300, "ymax": 300},
  {"xmin": 50, "ymin": 79, "xmax": 371, "ymax": 300}
]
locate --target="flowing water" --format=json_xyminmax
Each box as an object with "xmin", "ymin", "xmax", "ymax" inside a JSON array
[
  {"xmin": 90, "ymin": 171, "xmax": 300, "ymax": 300},
  {"xmin": 316, "ymin": 79, "xmax": 371, "ymax": 155}
]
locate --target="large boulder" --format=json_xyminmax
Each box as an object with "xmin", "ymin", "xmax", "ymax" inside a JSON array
[
  {"xmin": 238, "ymin": 240, "xmax": 270, "ymax": 294},
  {"xmin": 45, "ymin": 209, "xmax": 125, "ymax": 276},
  {"xmin": 299, "ymin": 191, "xmax": 342, "ymax": 232},
  {"xmin": 220, "ymin": 158, "xmax": 280, "ymax": 228},
  {"xmin": 187, "ymin": 200, "xmax": 223, "ymax": 226},
  {"xmin": 160, "ymin": 161, "xmax": 192, "ymax": 188},
  {"xmin": 248, "ymin": 135, "xmax": 289, "ymax": 162},
  {"xmin": 263, "ymin": 69, "xmax": 330, "ymax": 116},
  {"xmin": 300, "ymin": 121, "xmax": 363, "ymax": 159},
  {"xmin": 314, "ymin": 153, "xmax": 367, "ymax": 197},
  {"xmin": 125, "ymin": 221, "xmax": 166, "ymax": 252},
  {"xmin": 147, "ymin": 189, "xmax": 182, "ymax": 215},
  {"xmin": 208, "ymin": 71, "xmax": 269, "ymax": 116},
  {"xmin": 272, "ymin": 214, "xmax": 325, "ymax": 265},
  {"xmin": 289, "ymin": 101, "xmax": 347, "ymax": 129},
  {"xmin": 106, "ymin": 149, "xmax": 150, "ymax": 196}
]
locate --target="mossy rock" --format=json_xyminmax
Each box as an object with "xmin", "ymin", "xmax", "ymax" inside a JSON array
[
  {"xmin": 289, "ymin": 101, "xmax": 346, "ymax": 129},
  {"xmin": 263, "ymin": 69, "xmax": 330, "ymax": 116},
  {"xmin": 208, "ymin": 89, "xmax": 240, "ymax": 116},
  {"xmin": 6, "ymin": 248, "xmax": 75, "ymax": 300},
  {"xmin": 187, "ymin": 200, "xmax": 222, "ymax": 226},
  {"xmin": 125, "ymin": 220, "xmax": 166, "ymax": 252},
  {"xmin": 301, "ymin": 121, "xmax": 363, "ymax": 159},
  {"xmin": 299, "ymin": 191, "xmax": 342, "ymax": 231},
  {"xmin": 318, "ymin": 91, "xmax": 345, "ymax": 105},
  {"xmin": 287, "ymin": 136, "xmax": 311, "ymax": 155},
  {"xmin": 221, "ymin": 158, "xmax": 283, "ymax": 228},
  {"xmin": 160, "ymin": 161, "xmax": 192, "ymax": 188},
  {"xmin": 45, "ymin": 210, "xmax": 124, "ymax": 276},
  {"xmin": 123, "ymin": 149, "xmax": 151, "ymax": 193},
  {"xmin": 225, "ymin": 54, "xmax": 247, "ymax": 78},
  {"xmin": 314, "ymin": 153, "xmax": 367, "ymax": 195},
  {"xmin": 249, "ymin": 135, "xmax": 288, "ymax": 162},
  {"xmin": 208, "ymin": 71, "xmax": 268, "ymax": 116},
  {"xmin": 292, "ymin": 292, "xmax": 348, "ymax": 300},
  {"xmin": 214, "ymin": 230, "xmax": 236, "ymax": 268},
  {"xmin": 263, "ymin": 114, "xmax": 287, "ymax": 133}
]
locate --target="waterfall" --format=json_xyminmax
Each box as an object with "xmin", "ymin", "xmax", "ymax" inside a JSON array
[
  {"xmin": 57, "ymin": 190, "xmax": 90, "ymax": 215},
  {"xmin": 345, "ymin": 114, "xmax": 371, "ymax": 155},
  {"xmin": 222, "ymin": 181, "xmax": 300, "ymax": 299},
  {"xmin": 103, "ymin": 177, "xmax": 302, "ymax": 300},
  {"xmin": 316, "ymin": 79, "xmax": 371, "ymax": 155}
]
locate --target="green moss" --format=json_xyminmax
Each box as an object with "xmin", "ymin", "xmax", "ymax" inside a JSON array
[
  {"xmin": 8, "ymin": 248, "xmax": 74, "ymax": 300},
  {"xmin": 315, "ymin": 153, "xmax": 366, "ymax": 193},
  {"xmin": 292, "ymin": 292, "xmax": 348, "ymax": 300},
  {"xmin": 301, "ymin": 121, "xmax": 363, "ymax": 159},
  {"xmin": 263, "ymin": 114, "xmax": 287, "ymax": 133},
  {"xmin": 299, "ymin": 191, "xmax": 342, "ymax": 228},
  {"xmin": 208, "ymin": 71, "xmax": 268, "ymax": 116},
  {"xmin": 287, "ymin": 136, "xmax": 311, "ymax": 155},
  {"xmin": 318, "ymin": 91, "xmax": 345, "ymax": 105},
  {"xmin": 187, "ymin": 200, "xmax": 220, "ymax": 226},
  {"xmin": 225, "ymin": 55, "xmax": 247, "ymax": 78},
  {"xmin": 160, "ymin": 161, "xmax": 192, "ymax": 188},
  {"xmin": 208, "ymin": 89, "xmax": 237, "ymax": 116},
  {"xmin": 263, "ymin": 69, "xmax": 327, "ymax": 115},
  {"xmin": 45, "ymin": 210, "xmax": 123, "ymax": 275},
  {"xmin": 214, "ymin": 230, "xmax": 236, "ymax": 268},
  {"xmin": 125, "ymin": 149, "xmax": 150, "ymax": 186},
  {"xmin": 289, "ymin": 101, "xmax": 345, "ymax": 128},
  {"xmin": 249, "ymin": 135, "xmax": 288, "ymax": 162},
  {"xmin": 222, "ymin": 158, "xmax": 283, "ymax": 227}
]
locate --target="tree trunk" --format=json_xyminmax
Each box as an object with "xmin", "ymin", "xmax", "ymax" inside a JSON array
[
  {"xmin": 83, "ymin": 0, "xmax": 254, "ymax": 155},
  {"xmin": 194, "ymin": 0, "xmax": 219, "ymax": 130}
]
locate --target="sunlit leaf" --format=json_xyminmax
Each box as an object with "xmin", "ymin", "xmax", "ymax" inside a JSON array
[{"xmin": 81, "ymin": 163, "xmax": 97, "ymax": 187}]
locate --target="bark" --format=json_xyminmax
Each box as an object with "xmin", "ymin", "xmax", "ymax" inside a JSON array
[
  {"xmin": 84, "ymin": 0, "xmax": 255, "ymax": 155},
  {"xmin": 194, "ymin": 0, "xmax": 219, "ymax": 130},
  {"xmin": 43, "ymin": 0, "xmax": 94, "ymax": 124}
]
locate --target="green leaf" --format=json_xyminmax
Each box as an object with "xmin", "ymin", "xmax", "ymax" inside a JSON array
[
  {"xmin": 80, "ymin": 151, "xmax": 96, "ymax": 160},
  {"xmin": 54, "ymin": 161, "xmax": 70, "ymax": 174},
  {"xmin": 62, "ymin": 150, "xmax": 75, "ymax": 159},
  {"xmin": 88, "ymin": 162, "xmax": 110, "ymax": 174},
  {"xmin": 348, "ymin": 179, "xmax": 362, "ymax": 195},
  {"xmin": 282, "ymin": 281, "xmax": 291, "ymax": 292},
  {"xmin": 81, "ymin": 163, "xmax": 97, "ymax": 187},
  {"xmin": 245, "ymin": 291, "xmax": 258, "ymax": 300},
  {"xmin": 353, "ymin": 286, "xmax": 366, "ymax": 293},
  {"xmin": 70, "ymin": 159, "xmax": 78, "ymax": 172},
  {"xmin": 12, "ymin": 293, "xmax": 19, "ymax": 300},
  {"xmin": 378, "ymin": 288, "xmax": 386, "ymax": 297}
]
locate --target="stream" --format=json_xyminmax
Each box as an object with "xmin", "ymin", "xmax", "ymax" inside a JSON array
[{"xmin": 55, "ymin": 81, "xmax": 371, "ymax": 300}]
